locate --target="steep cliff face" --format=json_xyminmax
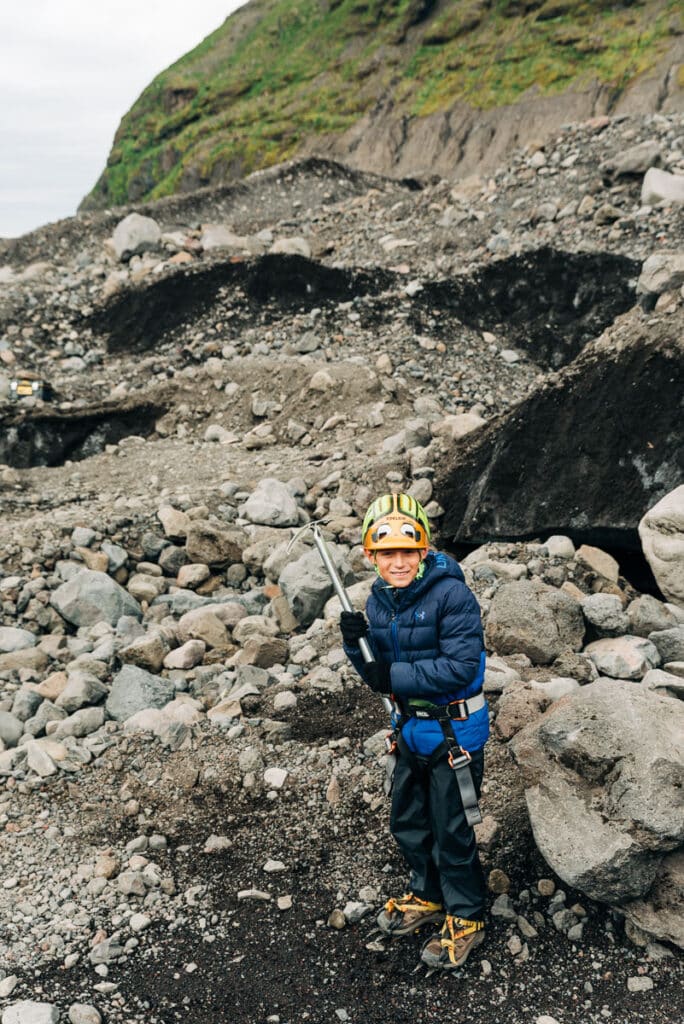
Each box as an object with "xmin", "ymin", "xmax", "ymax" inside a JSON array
[{"xmin": 81, "ymin": 0, "xmax": 684, "ymax": 210}]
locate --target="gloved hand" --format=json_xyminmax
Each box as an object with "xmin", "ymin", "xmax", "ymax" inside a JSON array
[
  {"xmin": 340, "ymin": 610, "xmax": 368, "ymax": 645},
  {"xmin": 366, "ymin": 661, "xmax": 392, "ymax": 694}
]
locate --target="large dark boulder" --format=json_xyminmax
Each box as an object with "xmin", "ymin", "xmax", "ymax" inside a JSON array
[{"xmin": 436, "ymin": 309, "xmax": 684, "ymax": 549}]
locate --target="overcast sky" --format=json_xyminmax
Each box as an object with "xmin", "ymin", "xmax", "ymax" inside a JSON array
[{"xmin": 0, "ymin": 1, "xmax": 246, "ymax": 239}]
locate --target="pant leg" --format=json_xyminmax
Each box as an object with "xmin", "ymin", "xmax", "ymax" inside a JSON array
[
  {"xmin": 389, "ymin": 749, "xmax": 442, "ymax": 904},
  {"xmin": 428, "ymin": 748, "xmax": 486, "ymax": 919}
]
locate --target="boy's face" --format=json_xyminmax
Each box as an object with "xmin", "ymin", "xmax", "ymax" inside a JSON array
[{"xmin": 367, "ymin": 547, "xmax": 426, "ymax": 588}]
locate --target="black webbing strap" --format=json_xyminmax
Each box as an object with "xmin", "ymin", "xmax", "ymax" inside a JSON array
[{"xmin": 395, "ymin": 729, "xmax": 482, "ymax": 829}]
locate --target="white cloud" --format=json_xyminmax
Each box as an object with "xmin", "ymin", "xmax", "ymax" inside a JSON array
[{"xmin": 0, "ymin": 1, "xmax": 246, "ymax": 238}]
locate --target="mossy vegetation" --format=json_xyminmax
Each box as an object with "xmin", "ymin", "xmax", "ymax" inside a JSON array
[{"xmin": 82, "ymin": 0, "xmax": 681, "ymax": 209}]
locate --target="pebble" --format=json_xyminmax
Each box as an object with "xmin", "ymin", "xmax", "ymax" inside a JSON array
[{"xmin": 627, "ymin": 976, "xmax": 654, "ymax": 992}]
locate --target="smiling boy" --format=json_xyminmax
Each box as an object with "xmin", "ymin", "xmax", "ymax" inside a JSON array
[{"xmin": 340, "ymin": 492, "xmax": 489, "ymax": 970}]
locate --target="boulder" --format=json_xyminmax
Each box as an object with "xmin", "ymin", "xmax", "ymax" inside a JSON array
[
  {"xmin": 235, "ymin": 636, "xmax": 289, "ymax": 668},
  {"xmin": 580, "ymin": 593, "xmax": 629, "ymax": 636},
  {"xmin": 485, "ymin": 579, "xmax": 584, "ymax": 665},
  {"xmin": 437, "ymin": 324, "xmax": 683, "ymax": 550},
  {"xmin": 177, "ymin": 607, "xmax": 230, "ymax": 649},
  {"xmin": 638, "ymin": 485, "xmax": 684, "ymax": 609},
  {"xmin": 622, "ymin": 850, "xmax": 684, "ymax": 949},
  {"xmin": 1, "ymin": 1003, "xmax": 60, "ymax": 1024},
  {"xmin": 0, "ymin": 627, "xmax": 36, "ymax": 653},
  {"xmin": 119, "ymin": 632, "xmax": 167, "ymax": 672},
  {"xmin": 185, "ymin": 521, "xmax": 246, "ymax": 566},
  {"xmin": 112, "ymin": 213, "xmax": 161, "ymax": 261},
  {"xmin": 510, "ymin": 679, "xmax": 684, "ymax": 905},
  {"xmin": 0, "ymin": 711, "xmax": 24, "ymax": 748},
  {"xmin": 641, "ymin": 668, "xmax": 684, "ymax": 700},
  {"xmin": 584, "ymin": 636, "xmax": 660, "ymax": 679},
  {"xmin": 648, "ymin": 625, "xmax": 684, "ymax": 664},
  {"xmin": 0, "ymin": 648, "xmax": 48, "ymax": 673},
  {"xmin": 494, "ymin": 682, "xmax": 551, "ymax": 740},
  {"xmin": 163, "ymin": 639, "xmax": 206, "ymax": 670},
  {"xmin": 279, "ymin": 544, "xmax": 354, "ymax": 627},
  {"xmin": 637, "ymin": 252, "xmax": 684, "ymax": 301},
  {"xmin": 55, "ymin": 671, "xmax": 108, "ymax": 713},
  {"xmin": 51, "ymin": 570, "xmax": 142, "ymax": 627},
  {"xmin": 599, "ymin": 139, "xmax": 662, "ymax": 182},
  {"xmin": 106, "ymin": 665, "xmax": 175, "ymax": 722},
  {"xmin": 240, "ymin": 479, "xmax": 300, "ymax": 527},
  {"xmin": 641, "ymin": 169, "xmax": 684, "ymax": 206},
  {"xmin": 627, "ymin": 594, "xmax": 679, "ymax": 637}
]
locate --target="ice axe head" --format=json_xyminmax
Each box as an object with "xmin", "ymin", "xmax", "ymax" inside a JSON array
[{"xmin": 285, "ymin": 518, "xmax": 326, "ymax": 555}]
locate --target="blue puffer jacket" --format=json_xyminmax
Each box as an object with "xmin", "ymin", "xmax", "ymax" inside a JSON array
[{"xmin": 345, "ymin": 551, "xmax": 489, "ymax": 756}]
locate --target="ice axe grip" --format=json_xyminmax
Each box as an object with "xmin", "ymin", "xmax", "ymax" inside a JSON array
[{"xmin": 301, "ymin": 523, "xmax": 396, "ymax": 718}]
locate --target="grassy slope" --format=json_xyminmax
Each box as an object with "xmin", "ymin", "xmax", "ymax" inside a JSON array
[{"xmin": 82, "ymin": 0, "xmax": 681, "ymax": 208}]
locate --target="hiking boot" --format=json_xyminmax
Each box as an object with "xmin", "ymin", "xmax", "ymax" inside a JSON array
[
  {"xmin": 420, "ymin": 915, "xmax": 485, "ymax": 969},
  {"xmin": 376, "ymin": 893, "xmax": 444, "ymax": 937}
]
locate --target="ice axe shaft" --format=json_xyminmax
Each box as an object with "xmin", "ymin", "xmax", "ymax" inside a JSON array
[{"xmin": 289, "ymin": 521, "xmax": 396, "ymax": 717}]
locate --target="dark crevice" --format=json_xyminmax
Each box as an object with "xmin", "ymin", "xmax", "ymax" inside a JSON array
[
  {"xmin": 0, "ymin": 402, "xmax": 166, "ymax": 468},
  {"xmin": 414, "ymin": 248, "xmax": 640, "ymax": 369},
  {"xmin": 450, "ymin": 528, "xmax": 665, "ymax": 599}
]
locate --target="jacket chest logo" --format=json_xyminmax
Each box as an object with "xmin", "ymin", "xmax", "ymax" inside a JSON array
[{"xmin": 414, "ymin": 609, "xmax": 426, "ymax": 622}]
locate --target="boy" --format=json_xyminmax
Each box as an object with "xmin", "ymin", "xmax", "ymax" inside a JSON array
[{"xmin": 340, "ymin": 493, "xmax": 489, "ymax": 970}]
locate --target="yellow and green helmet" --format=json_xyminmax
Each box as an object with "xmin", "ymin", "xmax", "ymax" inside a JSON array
[{"xmin": 362, "ymin": 493, "xmax": 431, "ymax": 551}]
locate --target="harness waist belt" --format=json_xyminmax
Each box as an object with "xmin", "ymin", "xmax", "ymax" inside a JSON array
[{"xmin": 404, "ymin": 690, "xmax": 485, "ymax": 722}]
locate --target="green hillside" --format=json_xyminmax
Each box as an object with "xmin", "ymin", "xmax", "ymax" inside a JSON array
[{"xmin": 82, "ymin": 0, "xmax": 682, "ymax": 209}]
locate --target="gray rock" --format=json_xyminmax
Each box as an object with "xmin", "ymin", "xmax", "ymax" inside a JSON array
[
  {"xmin": 641, "ymin": 168, "xmax": 684, "ymax": 206},
  {"xmin": 0, "ymin": 627, "xmax": 36, "ymax": 653},
  {"xmin": 119, "ymin": 632, "xmax": 167, "ymax": 672},
  {"xmin": 627, "ymin": 594, "xmax": 679, "ymax": 637},
  {"xmin": 279, "ymin": 544, "xmax": 354, "ymax": 627},
  {"xmin": 485, "ymin": 580, "xmax": 584, "ymax": 665},
  {"xmin": 600, "ymin": 139, "xmax": 662, "ymax": 181},
  {"xmin": 642, "ymin": 668, "xmax": 684, "ymax": 700},
  {"xmin": 511, "ymin": 679, "xmax": 684, "ymax": 903},
  {"xmin": 0, "ymin": 711, "xmax": 24, "ymax": 748},
  {"xmin": 584, "ymin": 636, "xmax": 660, "ymax": 680},
  {"xmin": 51, "ymin": 707, "xmax": 106, "ymax": 739},
  {"xmin": 55, "ymin": 671, "xmax": 108, "ymax": 713},
  {"xmin": 68, "ymin": 1005, "xmax": 102, "ymax": 1024},
  {"xmin": 622, "ymin": 849, "xmax": 684, "ymax": 949},
  {"xmin": 1, "ymin": 1004, "xmax": 60, "ymax": 1024},
  {"xmin": 241, "ymin": 479, "xmax": 300, "ymax": 527},
  {"xmin": 647, "ymin": 625, "xmax": 684, "ymax": 664},
  {"xmin": 185, "ymin": 521, "xmax": 246, "ymax": 566},
  {"xmin": 24, "ymin": 701, "xmax": 66, "ymax": 737},
  {"xmin": 100, "ymin": 541, "xmax": 128, "ymax": 573},
  {"xmin": 106, "ymin": 665, "xmax": 175, "ymax": 722},
  {"xmin": 89, "ymin": 936, "xmax": 124, "ymax": 964},
  {"xmin": 51, "ymin": 570, "xmax": 142, "ymax": 627},
  {"xmin": 11, "ymin": 687, "xmax": 43, "ymax": 722},
  {"xmin": 112, "ymin": 212, "xmax": 161, "ymax": 261},
  {"xmin": 639, "ymin": 486, "xmax": 684, "ymax": 609},
  {"xmin": 637, "ymin": 254, "xmax": 684, "ymax": 300},
  {"xmin": 581, "ymin": 593, "xmax": 629, "ymax": 637}
]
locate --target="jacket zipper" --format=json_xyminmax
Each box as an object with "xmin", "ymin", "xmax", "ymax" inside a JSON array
[{"xmin": 390, "ymin": 615, "xmax": 401, "ymax": 661}]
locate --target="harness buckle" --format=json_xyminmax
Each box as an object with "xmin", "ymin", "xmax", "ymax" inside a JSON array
[
  {"xmin": 447, "ymin": 699, "xmax": 469, "ymax": 721},
  {"xmin": 448, "ymin": 746, "xmax": 472, "ymax": 771}
]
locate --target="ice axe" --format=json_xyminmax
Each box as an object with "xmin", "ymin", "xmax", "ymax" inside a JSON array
[{"xmin": 287, "ymin": 520, "xmax": 398, "ymax": 718}]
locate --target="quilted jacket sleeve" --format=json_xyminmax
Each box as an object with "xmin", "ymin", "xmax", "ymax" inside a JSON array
[{"xmin": 390, "ymin": 581, "xmax": 483, "ymax": 701}]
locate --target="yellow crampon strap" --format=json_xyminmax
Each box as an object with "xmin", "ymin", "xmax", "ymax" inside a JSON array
[
  {"xmin": 441, "ymin": 915, "xmax": 485, "ymax": 964},
  {"xmin": 385, "ymin": 893, "xmax": 442, "ymax": 916}
]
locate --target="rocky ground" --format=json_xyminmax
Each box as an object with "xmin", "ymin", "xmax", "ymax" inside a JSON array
[{"xmin": 0, "ymin": 113, "xmax": 683, "ymax": 1024}]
